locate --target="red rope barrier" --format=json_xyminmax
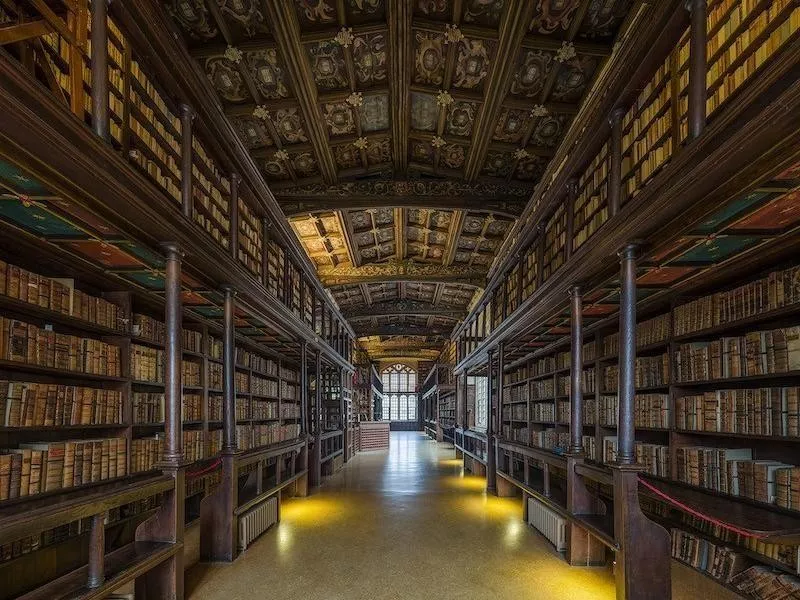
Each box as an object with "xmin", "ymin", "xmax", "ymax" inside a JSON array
[
  {"xmin": 638, "ymin": 476, "xmax": 769, "ymax": 539},
  {"xmin": 186, "ymin": 458, "xmax": 222, "ymax": 479}
]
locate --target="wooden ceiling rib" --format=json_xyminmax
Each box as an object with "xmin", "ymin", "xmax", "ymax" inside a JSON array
[{"xmin": 163, "ymin": 0, "xmax": 634, "ymax": 362}]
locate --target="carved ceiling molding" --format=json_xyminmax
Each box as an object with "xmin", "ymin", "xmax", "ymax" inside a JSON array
[
  {"xmin": 353, "ymin": 324, "xmax": 452, "ymax": 337},
  {"xmin": 275, "ymin": 178, "xmax": 533, "ymax": 198},
  {"xmin": 318, "ymin": 258, "xmax": 487, "ymax": 287},
  {"xmin": 343, "ymin": 299, "xmax": 465, "ymax": 319}
]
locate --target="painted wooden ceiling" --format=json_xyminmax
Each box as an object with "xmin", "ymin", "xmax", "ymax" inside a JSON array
[{"xmin": 164, "ymin": 0, "xmax": 634, "ymax": 362}]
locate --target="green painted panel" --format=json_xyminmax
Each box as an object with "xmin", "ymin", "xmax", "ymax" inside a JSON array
[
  {"xmin": 0, "ymin": 198, "xmax": 88, "ymax": 237},
  {"xmin": 121, "ymin": 271, "xmax": 166, "ymax": 290},
  {"xmin": 0, "ymin": 160, "xmax": 51, "ymax": 195},
  {"xmin": 692, "ymin": 191, "xmax": 772, "ymax": 234},
  {"xmin": 671, "ymin": 235, "xmax": 762, "ymax": 264}
]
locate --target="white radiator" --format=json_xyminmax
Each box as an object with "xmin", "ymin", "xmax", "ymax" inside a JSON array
[
  {"xmin": 527, "ymin": 497, "xmax": 567, "ymax": 552},
  {"xmin": 238, "ymin": 496, "xmax": 278, "ymax": 551}
]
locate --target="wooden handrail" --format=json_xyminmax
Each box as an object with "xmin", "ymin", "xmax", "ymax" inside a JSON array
[{"xmin": 0, "ymin": 474, "xmax": 174, "ymax": 543}]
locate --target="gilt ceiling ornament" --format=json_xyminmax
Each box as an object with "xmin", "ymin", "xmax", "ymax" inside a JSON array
[
  {"xmin": 354, "ymin": 137, "xmax": 369, "ymax": 150},
  {"xmin": 275, "ymin": 149, "xmax": 290, "ymax": 161},
  {"xmin": 436, "ymin": 90, "xmax": 454, "ymax": 107},
  {"xmin": 346, "ymin": 92, "xmax": 364, "ymax": 107},
  {"xmin": 431, "ymin": 136, "xmax": 446, "ymax": 149},
  {"xmin": 556, "ymin": 41, "xmax": 577, "ymax": 62},
  {"xmin": 334, "ymin": 27, "xmax": 355, "ymax": 48},
  {"xmin": 531, "ymin": 104, "xmax": 549, "ymax": 117},
  {"xmin": 252, "ymin": 105, "xmax": 270, "ymax": 120},
  {"xmin": 513, "ymin": 148, "xmax": 530, "ymax": 160},
  {"xmin": 224, "ymin": 45, "xmax": 243, "ymax": 64},
  {"xmin": 444, "ymin": 24, "xmax": 464, "ymax": 44}
]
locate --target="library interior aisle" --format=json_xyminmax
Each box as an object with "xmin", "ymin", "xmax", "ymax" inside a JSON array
[{"xmin": 0, "ymin": 0, "xmax": 799, "ymax": 599}]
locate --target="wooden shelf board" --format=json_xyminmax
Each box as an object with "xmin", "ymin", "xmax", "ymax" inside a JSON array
[
  {"xmin": 0, "ymin": 360, "xmax": 126, "ymax": 383},
  {"xmin": 16, "ymin": 540, "xmax": 179, "ymax": 600}
]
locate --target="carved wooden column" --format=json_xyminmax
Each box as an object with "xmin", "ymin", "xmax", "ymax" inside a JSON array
[
  {"xmin": 486, "ymin": 348, "xmax": 496, "ymax": 494},
  {"xmin": 609, "ymin": 242, "xmax": 671, "ymax": 598},
  {"xmin": 608, "ymin": 108, "xmax": 625, "ymax": 217},
  {"xmin": 565, "ymin": 284, "xmax": 605, "ymax": 565},
  {"xmin": 617, "ymin": 244, "xmax": 637, "ymax": 465},
  {"xmin": 87, "ymin": 513, "xmax": 105, "ymax": 588},
  {"xmin": 310, "ymin": 350, "xmax": 323, "ymax": 488},
  {"xmin": 90, "ymin": 0, "xmax": 110, "ymax": 139},
  {"xmin": 163, "ymin": 243, "xmax": 183, "ymax": 465},
  {"xmin": 687, "ymin": 0, "xmax": 707, "ymax": 139},
  {"xmin": 568, "ymin": 286, "xmax": 584, "ymax": 455},
  {"xmin": 297, "ymin": 341, "xmax": 310, "ymax": 496},
  {"xmin": 229, "ymin": 173, "xmax": 239, "ymax": 260},
  {"xmin": 136, "ymin": 243, "xmax": 185, "ymax": 594},
  {"xmin": 179, "ymin": 104, "xmax": 194, "ymax": 219},
  {"xmin": 222, "ymin": 286, "xmax": 237, "ymax": 453}
]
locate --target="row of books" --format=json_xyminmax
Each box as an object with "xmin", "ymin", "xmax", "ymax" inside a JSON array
[
  {"xmin": 730, "ymin": 565, "xmax": 800, "ymax": 600},
  {"xmin": 131, "ymin": 313, "xmax": 202, "ymax": 353},
  {"xmin": 280, "ymin": 402, "xmax": 300, "ymax": 420},
  {"xmin": 532, "ymin": 429, "xmax": 569, "ymax": 451},
  {"xmin": 573, "ymin": 142, "xmax": 609, "ymax": 251},
  {"xmin": 601, "ymin": 438, "xmax": 669, "ymax": 476},
  {"xmin": 130, "ymin": 430, "xmax": 210, "ymax": 472},
  {"xmin": 502, "ymin": 403, "xmax": 527, "ymax": 422},
  {"xmin": 602, "ymin": 313, "xmax": 671, "ymax": 356},
  {"xmin": 252, "ymin": 374, "xmax": 278, "ymax": 398},
  {"xmin": 0, "ymin": 493, "xmax": 163, "ymax": 563},
  {"xmin": 238, "ymin": 199, "xmax": 263, "ymax": 276},
  {"xmin": 131, "ymin": 392, "xmax": 202, "ymax": 424},
  {"xmin": 1, "ymin": 381, "xmax": 122, "ymax": 427},
  {"xmin": 531, "ymin": 402, "xmax": 556, "ymax": 422},
  {"xmin": 0, "ymin": 260, "xmax": 124, "ymax": 331},
  {"xmin": 674, "ymin": 326, "xmax": 800, "ymax": 382},
  {"xmin": 531, "ymin": 351, "xmax": 571, "ymax": 376},
  {"xmin": 0, "ymin": 316, "xmax": 121, "ymax": 376},
  {"xmin": 235, "ymin": 370, "xmax": 250, "ymax": 393},
  {"xmin": 675, "ymin": 387, "xmax": 800, "ymax": 436},
  {"xmin": 532, "ymin": 378, "xmax": 555, "ymax": 400},
  {"xmin": 674, "ymin": 447, "xmax": 800, "ymax": 510},
  {"xmin": 501, "ymin": 425, "xmax": 528, "ymax": 444},
  {"xmin": 281, "ymin": 381, "xmax": 298, "ymax": 401},
  {"xmin": 675, "ymin": 264, "xmax": 800, "ymax": 336},
  {"xmin": 677, "ymin": 510, "xmax": 799, "ymax": 573},
  {"xmin": 503, "ymin": 383, "xmax": 529, "ymax": 404},
  {"xmin": 671, "ymin": 528, "xmax": 749, "ymax": 584},
  {"xmin": 209, "ymin": 362, "xmax": 223, "ymax": 390},
  {"xmin": 583, "ymin": 435, "xmax": 596, "ymax": 461},
  {"xmin": 236, "ymin": 346, "xmax": 277, "ymax": 376},
  {"xmin": 252, "ymin": 400, "xmax": 279, "ymax": 421},
  {"xmin": 556, "ymin": 398, "xmax": 596, "ymax": 425},
  {"xmin": 706, "ymin": 3, "xmax": 799, "ymax": 117},
  {"xmin": 235, "ymin": 423, "xmax": 300, "ymax": 451},
  {"xmin": 601, "ymin": 354, "xmax": 669, "ymax": 391},
  {"xmin": 598, "ymin": 394, "xmax": 670, "ymax": 429},
  {"xmin": 0, "ymin": 437, "xmax": 127, "ymax": 499}
]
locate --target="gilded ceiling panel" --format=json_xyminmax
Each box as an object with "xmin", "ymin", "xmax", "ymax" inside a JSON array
[
  {"xmin": 217, "ymin": 0, "xmax": 269, "ymax": 39},
  {"xmin": 333, "ymin": 144, "xmax": 362, "ymax": 170},
  {"xmin": 482, "ymin": 151, "xmax": 513, "ymax": 178},
  {"xmin": 461, "ymin": 0, "xmax": 506, "ymax": 28},
  {"xmin": 413, "ymin": 32, "xmax": 446, "ymax": 86},
  {"xmin": 323, "ymin": 102, "xmax": 357, "ymax": 137},
  {"xmin": 270, "ymin": 108, "xmax": 309, "ymax": 144},
  {"xmin": 440, "ymin": 144, "xmax": 466, "ymax": 170},
  {"xmin": 493, "ymin": 109, "xmax": 532, "ymax": 144},
  {"xmin": 163, "ymin": 1, "xmax": 219, "ymax": 41},
  {"xmin": 230, "ymin": 116, "xmax": 273, "ymax": 150},
  {"xmin": 529, "ymin": 114, "xmax": 570, "ymax": 147},
  {"xmin": 292, "ymin": 0, "xmax": 337, "ymax": 28},
  {"xmin": 445, "ymin": 101, "xmax": 478, "ymax": 138},
  {"xmin": 552, "ymin": 55, "xmax": 600, "ymax": 102},
  {"xmin": 529, "ymin": 0, "xmax": 582, "ymax": 36},
  {"xmin": 410, "ymin": 93, "xmax": 439, "ymax": 132},
  {"xmin": 306, "ymin": 41, "xmax": 349, "ymax": 90},
  {"xmin": 360, "ymin": 94, "xmax": 391, "ymax": 132},
  {"xmin": 345, "ymin": 0, "xmax": 386, "ymax": 24},
  {"xmin": 579, "ymin": 0, "xmax": 634, "ymax": 40},
  {"xmin": 510, "ymin": 50, "xmax": 555, "ymax": 98},
  {"xmin": 409, "ymin": 141, "xmax": 435, "ymax": 165},
  {"xmin": 366, "ymin": 138, "xmax": 392, "ymax": 166},
  {"xmin": 413, "ymin": 0, "xmax": 451, "ymax": 21},
  {"xmin": 453, "ymin": 39, "xmax": 494, "ymax": 91},
  {"xmin": 352, "ymin": 33, "xmax": 388, "ymax": 87},
  {"xmin": 245, "ymin": 49, "xmax": 290, "ymax": 99},
  {"xmin": 515, "ymin": 155, "xmax": 547, "ymax": 181},
  {"xmin": 205, "ymin": 56, "xmax": 249, "ymax": 102}
]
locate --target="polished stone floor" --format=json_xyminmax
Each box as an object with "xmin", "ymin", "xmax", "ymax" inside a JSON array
[{"xmin": 185, "ymin": 431, "xmax": 734, "ymax": 600}]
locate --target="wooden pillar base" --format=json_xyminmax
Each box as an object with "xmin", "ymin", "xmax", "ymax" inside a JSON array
[
  {"xmin": 200, "ymin": 453, "xmax": 239, "ymax": 563},
  {"xmin": 309, "ymin": 438, "xmax": 322, "ymax": 489},
  {"xmin": 495, "ymin": 473, "xmax": 517, "ymax": 497},
  {"xmin": 611, "ymin": 464, "xmax": 671, "ymax": 600},
  {"xmin": 566, "ymin": 455, "xmax": 607, "ymax": 566},
  {"xmin": 135, "ymin": 465, "xmax": 185, "ymax": 599}
]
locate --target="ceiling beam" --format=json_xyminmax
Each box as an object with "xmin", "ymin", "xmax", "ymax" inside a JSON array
[
  {"xmin": 344, "ymin": 300, "xmax": 465, "ymax": 319},
  {"xmin": 387, "ymin": 0, "xmax": 411, "ymax": 173},
  {"xmin": 317, "ymin": 260, "xmax": 486, "ymax": 287},
  {"xmin": 365, "ymin": 349, "xmax": 443, "ymax": 361},
  {"xmin": 443, "ymin": 211, "xmax": 466, "ymax": 266},
  {"xmin": 0, "ymin": 19, "xmax": 52, "ymax": 45},
  {"xmin": 353, "ymin": 325, "xmax": 452, "ymax": 337},
  {"xmin": 279, "ymin": 195, "xmax": 525, "ymax": 218},
  {"xmin": 261, "ymin": 2, "xmax": 338, "ymax": 184},
  {"xmin": 463, "ymin": 0, "xmax": 537, "ymax": 181}
]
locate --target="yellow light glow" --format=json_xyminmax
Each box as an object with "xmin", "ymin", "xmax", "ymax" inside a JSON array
[
  {"xmin": 441, "ymin": 474, "xmax": 487, "ymax": 491},
  {"xmin": 439, "ymin": 458, "xmax": 464, "ymax": 468},
  {"xmin": 276, "ymin": 523, "xmax": 292, "ymax": 552},
  {"xmin": 280, "ymin": 497, "xmax": 348, "ymax": 527}
]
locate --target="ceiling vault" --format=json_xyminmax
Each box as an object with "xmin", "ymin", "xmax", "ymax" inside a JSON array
[{"xmin": 164, "ymin": 0, "xmax": 637, "ymax": 363}]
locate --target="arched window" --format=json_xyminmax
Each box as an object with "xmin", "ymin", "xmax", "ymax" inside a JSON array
[{"xmin": 381, "ymin": 364, "xmax": 417, "ymax": 421}]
